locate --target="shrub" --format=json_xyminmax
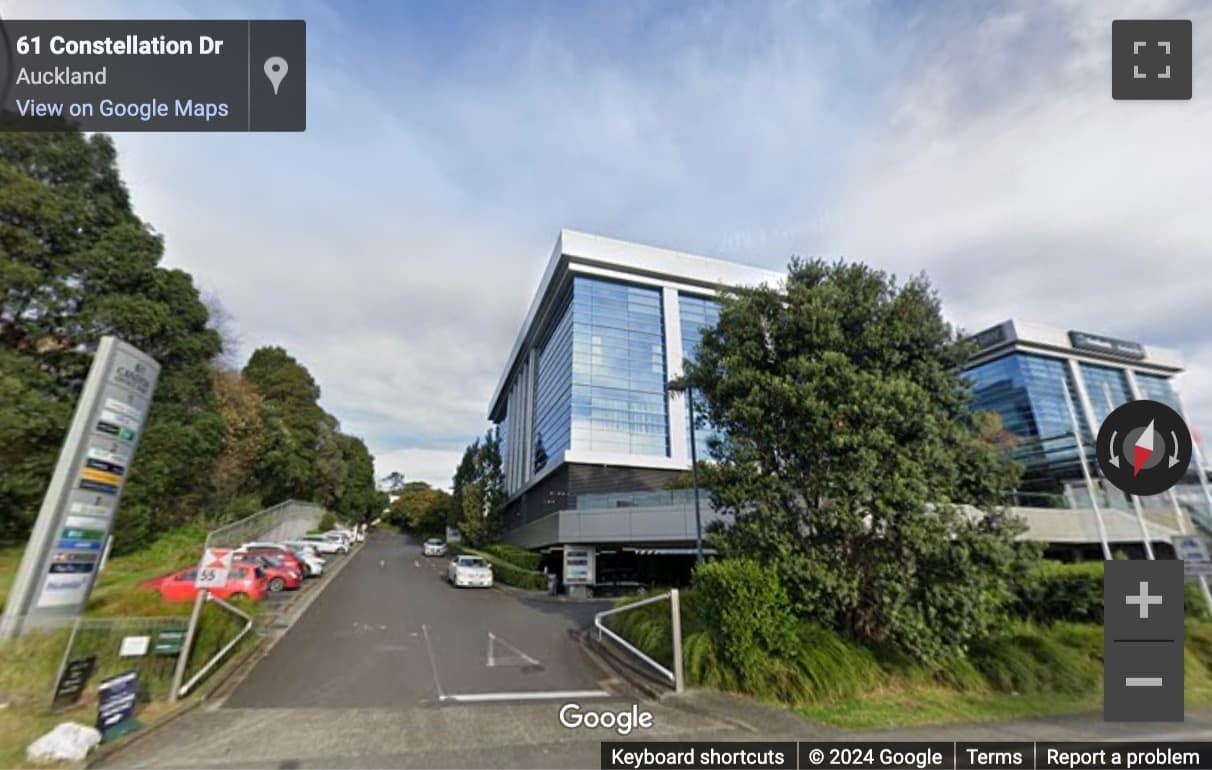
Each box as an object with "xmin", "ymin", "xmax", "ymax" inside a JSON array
[
  {"xmin": 1015, "ymin": 561, "xmax": 1211, "ymax": 624},
  {"xmin": 481, "ymin": 543, "xmax": 541, "ymax": 571},
  {"xmin": 693, "ymin": 559, "xmax": 796, "ymax": 683},
  {"xmin": 1014, "ymin": 561, "xmax": 1103, "ymax": 624},
  {"xmin": 318, "ymin": 511, "xmax": 338, "ymax": 531}
]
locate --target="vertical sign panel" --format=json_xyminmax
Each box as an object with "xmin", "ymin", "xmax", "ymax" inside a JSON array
[{"xmin": 0, "ymin": 337, "xmax": 159, "ymax": 637}]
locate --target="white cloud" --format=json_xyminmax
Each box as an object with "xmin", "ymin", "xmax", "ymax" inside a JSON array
[{"xmin": 6, "ymin": 0, "xmax": 1211, "ymax": 486}]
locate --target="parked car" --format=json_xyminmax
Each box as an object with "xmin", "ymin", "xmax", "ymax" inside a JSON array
[
  {"xmin": 144, "ymin": 564, "xmax": 267, "ymax": 603},
  {"xmin": 423, "ymin": 538, "xmax": 447, "ymax": 557},
  {"xmin": 237, "ymin": 544, "xmax": 307, "ymax": 577},
  {"xmin": 298, "ymin": 534, "xmax": 349, "ymax": 554},
  {"xmin": 323, "ymin": 531, "xmax": 352, "ymax": 548},
  {"xmin": 281, "ymin": 542, "xmax": 326, "ymax": 576},
  {"xmin": 234, "ymin": 555, "xmax": 300, "ymax": 592},
  {"xmin": 591, "ymin": 569, "xmax": 651, "ymax": 598},
  {"xmin": 447, "ymin": 555, "xmax": 493, "ymax": 588},
  {"xmin": 239, "ymin": 541, "xmax": 315, "ymax": 577}
]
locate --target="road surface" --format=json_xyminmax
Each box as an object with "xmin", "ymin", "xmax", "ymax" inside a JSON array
[{"xmin": 98, "ymin": 531, "xmax": 740, "ymax": 768}]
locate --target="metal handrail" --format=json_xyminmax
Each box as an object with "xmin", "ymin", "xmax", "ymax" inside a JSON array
[
  {"xmin": 593, "ymin": 591, "xmax": 683, "ymax": 690},
  {"xmin": 178, "ymin": 593, "xmax": 253, "ymax": 697}
]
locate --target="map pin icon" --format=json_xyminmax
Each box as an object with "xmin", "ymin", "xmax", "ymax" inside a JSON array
[{"xmin": 264, "ymin": 56, "xmax": 289, "ymax": 95}]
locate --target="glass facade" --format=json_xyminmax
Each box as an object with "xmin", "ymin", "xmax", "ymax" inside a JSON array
[
  {"xmin": 570, "ymin": 277, "xmax": 669, "ymax": 456},
  {"xmin": 532, "ymin": 290, "xmax": 574, "ymax": 472},
  {"xmin": 678, "ymin": 293, "xmax": 721, "ymax": 460},
  {"xmin": 1079, "ymin": 362, "xmax": 1132, "ymax": 426},
  {"xmin": 965, "ymin": 353, "xmax": 1090, "ymax": 485},
  {"xmin": 1136, "ymin": 372, "xmax": 1182, "ymax": 415}
]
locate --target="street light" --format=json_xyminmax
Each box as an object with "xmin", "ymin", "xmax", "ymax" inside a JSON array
[{"xmin": 666, "ymin": 377, "xmax": 703, "ymax": 564}]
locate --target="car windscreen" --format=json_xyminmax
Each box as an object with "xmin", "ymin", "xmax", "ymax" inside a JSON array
[{"xmin": 459, "ymin": 557, "xmax": 488, "ymax": 568}]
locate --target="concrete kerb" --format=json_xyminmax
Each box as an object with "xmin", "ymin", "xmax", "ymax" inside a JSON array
[{"xmin": 84, "ymin": 540, "xmax": 365, "ymax": 767}]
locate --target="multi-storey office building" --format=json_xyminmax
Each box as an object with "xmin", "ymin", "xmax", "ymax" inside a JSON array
[
  {"xmin": 488, "ymin": 231, "xmax": 781, "ymax": 586},
  {"xmin": 963, "ymin": 321, "xmax": 1207, "ymax": 504}
]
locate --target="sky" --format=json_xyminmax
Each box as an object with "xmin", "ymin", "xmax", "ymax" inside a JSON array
[{"xmin": 5, "ymin": 0, "xmax": 1212, "ymax": 488}]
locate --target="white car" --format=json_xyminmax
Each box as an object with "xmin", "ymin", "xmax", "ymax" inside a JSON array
[
  {"xmin": 298, "ymin": 534, "xmax": 349, "ymax": 554},
  {"xmin": 278, "ymin": 542, "xmax": 326, "ymax": 576},
  {"xmin": 423, "ymin": 538, "xmax": 447, "ymax": 557},
  {"xmin": 324, "ymin": 531, "xmax": 353, "ymax": 547},
  {"xmin": 447, "ymin": 555, "xmax": 493, "ymax": 588}
]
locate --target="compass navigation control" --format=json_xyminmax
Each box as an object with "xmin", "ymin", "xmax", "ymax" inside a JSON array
[{"xmin": 1096, "ymin": 400, "xmax": 1192, "ymax": 496}]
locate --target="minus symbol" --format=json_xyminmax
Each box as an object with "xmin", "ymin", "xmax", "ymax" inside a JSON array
[{"xmin": 1125, "ymin": 677, "xmax": 1164, "ymax": 687}]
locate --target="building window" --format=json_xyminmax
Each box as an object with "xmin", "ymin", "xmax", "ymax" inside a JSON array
[
  {"xmin": 965, "ymin": 353, "xmax": 1089, "ymax": 488},
  {"xmin": 678, "ymin": 292, "xmax": 722, "ymax": 459},
  {"xmin": 1136, "ymin": 372, "xmax": 1183, "ymax": 415},
  {"xmin": 533, "ymin": 289, "xmax": 574, "ymax": 473},
  {"xmin": 570, "ymin": 277, "xmax": 669, "ymax": 456},
  {"xmin": 1079, "ymin": 362, "xmax": 1132, "ymax": 425}
]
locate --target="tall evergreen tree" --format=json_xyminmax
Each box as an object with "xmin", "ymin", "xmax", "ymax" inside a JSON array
[{"xmin": 685, "ymin": 258, "xmax": 1032, "ymax": 663}]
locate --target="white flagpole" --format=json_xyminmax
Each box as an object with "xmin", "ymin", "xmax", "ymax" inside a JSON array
[
  {"xmin": 1062, "ymin": 380, "xmax": 1112, "ymax": 560},
  {"xmin": 1104, "ymin": 383, "xmax": 1155, "ymax": 559}
]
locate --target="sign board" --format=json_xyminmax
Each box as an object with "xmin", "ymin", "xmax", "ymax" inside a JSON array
[
  {"xmin": 96, "ymin": 670, "xmax": 140, "ymax": 742},
  {"xmin": 195, "ymin": 549, "xmax": 234, "ymax": 588},
  {"xmin": 153, "ymin": 629, "xmax": 186, "ymax": 656},
  {"xmin": 563, "ymin": 545, "xmax": 596, "ymax": 585},
  {"xmin": 1069, "ymin": 330, "xmax": 1147, "ymax": 361},
  {"xmin": 0, "ymin": 337, "xmax": 159, "ymax": 638},
  {"xmin": 1173, "ymin": 535, "xmax": 1212, "ymax": 577},
  {"xmin": 51, "ymin": 655, "xmax": 96, "ymax": 711},
  {"xmin": 119, "ymin": 635, "xmax": 151, "ymax": 657},
  {"xmin": 969, "ymin": 323, "xmax": 1009, "ymax": 351}
]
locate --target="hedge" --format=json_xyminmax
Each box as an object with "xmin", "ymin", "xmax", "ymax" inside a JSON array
[
  {"xmin": 481, "ymin": 542, "xmax": 542, "ymax": 571},
  {"xmin": 450, "ymin": 543, "xmax": 547, "ymax": 591},
  {"xmin": 1014, "ymin": 560, "xmax": 1211, "ymax": 624}
]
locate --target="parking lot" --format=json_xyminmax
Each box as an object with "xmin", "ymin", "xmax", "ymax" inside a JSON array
[
  {"xmin": 94, "ymin": 530, "xmax": 746, "ymax": 769},
  {"xmin": 223, "ymin": 531, "xmax": 613, "ymax": 708}
]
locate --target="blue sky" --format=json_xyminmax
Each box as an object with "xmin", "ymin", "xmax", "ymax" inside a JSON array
[{"xmin": 7, "ymin": 0, "xmax": 1212, "ymax": 487}]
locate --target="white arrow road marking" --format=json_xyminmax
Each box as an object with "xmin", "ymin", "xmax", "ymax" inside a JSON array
[
  {"xmin": 379, "ymin": 560, "xmax": 385, "ymax": 568},
  {"xmin": 486, "ymin": 631, "xmax": 540, "ymax": 668},
  {"xmin": 413, "ymin": 559, "xmax": 420, "ymax": 568}
]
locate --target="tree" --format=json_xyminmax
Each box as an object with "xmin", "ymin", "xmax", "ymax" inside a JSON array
[
  {"xmin": 333, "ymin": 435, "xmax": 388, "ymax": 523},
  {"xmin": 387, "ymin": 481, "xmax": 452, "ymax": 535},
  {"xmin": 380, "ymin": 471, "xmax": 407, "ymax": 494},
  {"xmin": 685, "ymin": 258, "xmax": 1030, "ymax": 664},
  {"xmin": 452, "ymin": 429, "xmax": 505, "ymax": 547},
  {"xmin": 0, "ymin": 131, "xmax": 226, "ymax": 548}
]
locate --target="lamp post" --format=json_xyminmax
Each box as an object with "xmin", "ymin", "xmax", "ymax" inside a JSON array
[{"xmin": 667, "ymin": 377, "xmax": 703, "ymax": 564}]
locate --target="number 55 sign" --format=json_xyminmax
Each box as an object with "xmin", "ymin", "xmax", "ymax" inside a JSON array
[{"xmin": 195, "ymin": 549, "xmax": 233, "ymax": 589}]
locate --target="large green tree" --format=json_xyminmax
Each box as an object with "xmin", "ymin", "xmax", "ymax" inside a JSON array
[
  {"xmin": 0, "ymin": 130, "xmax": 384, "ymax": 550},
  {"xmin": 451, "ymin": 430, "xmax": 505, "ymax": 547},
  {"xmin": 685, "ymin": 258, "xmax": 1031, "ymax": 663},
  {"xmin": 387, "ymin": 481, "xmax": 452, "ymax": 536},
  {"xmin": 332, "ymin": 435, "xmax": 388, "ymax": 523},
  {"xmin": 0, "ymin": 132, "xmax": 224, "ymax": 547}
]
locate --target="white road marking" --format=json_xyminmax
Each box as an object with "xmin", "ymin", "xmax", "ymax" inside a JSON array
[
  {"xmin": 421, "ymin": 623, "xmax": 444, "ymax": 699},
  {"xmin": 486, "ymin": 632, "xmax": 540, "ymax": 668},
  {"xmin": 413, "ymin": 560, "xmax": 420, "ymax": 568},
  {"xmin": 380, "ymin": 559, "xmax": 385, "ymax": 568},
  {"xmin": 439, "ymin": 690, "xmax": 612, "ymax": 703}
]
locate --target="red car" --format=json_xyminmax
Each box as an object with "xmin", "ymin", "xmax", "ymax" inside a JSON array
[
  {"xmin": 234, "ymin": 556, "xmax": 300, "ymax": 592},
  {"xmin": 237, "ymin": 545, "xmax": 306, "ymax": 576},
  {"xmin": 144, "ymin": 564, "xmax": 268, "ymax": 603}
]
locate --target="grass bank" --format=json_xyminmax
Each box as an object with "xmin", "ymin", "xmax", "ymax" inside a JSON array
[
  {"xmin": 607, "ymin": 591, "xmax": 1212, "ymax": 729},
  {"xmin": 0, "ymin": 526, "xmax": 259, "ymax": 766}
]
